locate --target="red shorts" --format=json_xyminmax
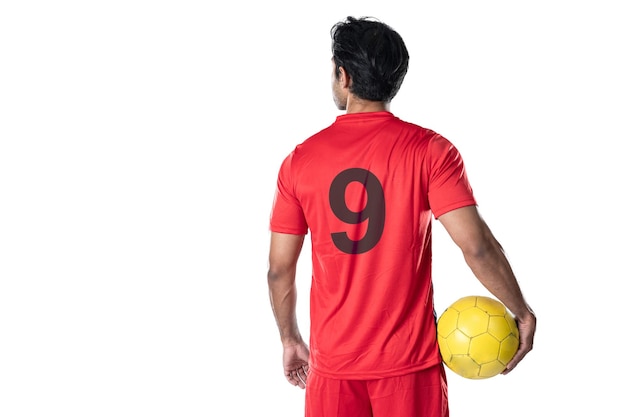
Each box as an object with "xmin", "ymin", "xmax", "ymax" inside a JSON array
[{"xmin": 305, "ymin": 364, "xmax": 449, "ymax": 417}]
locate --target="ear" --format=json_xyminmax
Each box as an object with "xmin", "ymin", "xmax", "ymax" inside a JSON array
[{"xmin": 338, "ymin": 67, "xmax": 351, "ymax": 89}]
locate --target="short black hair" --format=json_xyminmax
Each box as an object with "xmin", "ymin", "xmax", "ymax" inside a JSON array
[{"xmin": 331, "ymin": 16, "xmax": 409, "ymax": 102}]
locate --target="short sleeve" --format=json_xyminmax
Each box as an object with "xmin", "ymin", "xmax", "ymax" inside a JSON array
[
  {"xmin": 427, "ymin": 136, "xmax": 477, "ymax": 218},
  {"xmin": 269, "ymin": 152, "xmax": 309, "ymax": 234}
]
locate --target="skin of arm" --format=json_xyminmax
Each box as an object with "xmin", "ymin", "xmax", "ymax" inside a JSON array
[
  {"xmin": 267, "ymin": 232, "xmax": 309, "ymax": 388},
  {"xmin": 438, "ymin": 205, "xmax": 536, "ymax": 374}
]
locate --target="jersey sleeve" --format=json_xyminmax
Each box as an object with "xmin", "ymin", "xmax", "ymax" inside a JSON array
[
  {"xmin": 427, "ymin": 135, "xmax": 477, "ymax": 218},
  {"xmin": 269, "ymin": 151, "xmax": 309, "ymax": 235}
]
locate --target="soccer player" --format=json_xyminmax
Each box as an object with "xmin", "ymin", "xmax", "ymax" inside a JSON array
[{"xmin": 267, "ymin": 16, "xmax": 536, "ymax": 417}]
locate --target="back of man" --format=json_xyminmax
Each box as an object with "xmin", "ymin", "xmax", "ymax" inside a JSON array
[
  {"xmin": 270, "ymin": 110, "xmax": 476, "ymax": 379},
  {"xmin": 267, "ymin": 15, "xmax": 535, "ymax": 417}
]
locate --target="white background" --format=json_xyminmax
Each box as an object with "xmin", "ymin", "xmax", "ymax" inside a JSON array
[{"xmin": 1, "ymin": 1, "xmax": 624, "ymax": 416}]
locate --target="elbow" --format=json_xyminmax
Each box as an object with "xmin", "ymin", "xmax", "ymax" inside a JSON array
[
  {"xmin": 267, "ymin": 268, "xmax": 281, "ymax": 283},
  {"xmin": 267, "ymin": 265, "xmax": 295, "ymax": 286},
  {"xmin": 460, "ymin": 235, "xmax": 503, "ymax": 264},
  {"xmin": 462, "ymin": 242, "xmax": 490, "ymax": 261}
]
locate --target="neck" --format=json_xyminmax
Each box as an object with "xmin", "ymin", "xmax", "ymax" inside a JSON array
[{"xmin": 345, "ymin": 95, "xmax": 389, "ymax": 114}]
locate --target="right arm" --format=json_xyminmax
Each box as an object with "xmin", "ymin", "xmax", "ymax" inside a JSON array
[
  {"xmin": 267, "ymin": 232, "xmax": 309, "ymax": 388},
  {"xmin": 438, "ymin": 205, "xmax": 536, "ymax": 374}
]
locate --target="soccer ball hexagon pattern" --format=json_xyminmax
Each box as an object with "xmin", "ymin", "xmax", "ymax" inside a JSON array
[{"xmin": 437, "ymin": 295, "xmax": 520, "ymax": 379}]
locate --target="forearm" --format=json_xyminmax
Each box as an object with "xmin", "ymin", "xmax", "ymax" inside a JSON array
[
  {"xmin": 463, "ymin": 239, "xmax": 532, "ymax": 320},
  {"xmin": 267, "ymin": 270, "xmax": 303, "ymax": 345},
  {"xmin": 439, "ymin": 207, "xmax": 533, "ymax": 320}
]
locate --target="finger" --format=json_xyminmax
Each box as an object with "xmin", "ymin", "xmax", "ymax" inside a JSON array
[
  {"xmin": 289, "ymin": 366, "xmax": 308, "ymax": 388},
  {"xmin": 288, "ymin": 371, "xmax": 299, "ymax": 386},
  {"xmin": 502, "ymin": 345, "xmax": 530, "ymax": 374},
  {"xmin": 287, "ymin": 370, "xmax": 303, "ymax": 388},
  {"xmin": 295, "ymin": 367, "xmax": 307, "ymax": 386}
]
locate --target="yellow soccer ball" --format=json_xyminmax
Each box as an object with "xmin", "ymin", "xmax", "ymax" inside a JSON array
[{"xmin": 437, "ymin": 295, "xmax": 519, "ymax": 379}]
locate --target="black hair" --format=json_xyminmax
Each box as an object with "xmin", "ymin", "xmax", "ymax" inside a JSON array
[{"xmin": 331, "ymin": 16, "xmax": 409, "ymax": 102}]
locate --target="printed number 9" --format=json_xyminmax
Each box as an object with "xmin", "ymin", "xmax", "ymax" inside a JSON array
[{"xmin": 329, "ymin": 168, "xmax": 385, "ymax": 254}]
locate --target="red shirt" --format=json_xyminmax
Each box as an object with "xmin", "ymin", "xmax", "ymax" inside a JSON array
[{"xmin": 270, "ymin": 111, "xmax": 476, "ymax": 379}]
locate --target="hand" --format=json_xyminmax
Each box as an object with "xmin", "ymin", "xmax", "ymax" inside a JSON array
[
  {"xmin": 502, "ymin": 310, "xmax": 536, "ymax": 375},
  {"xmin": 283, "ymin": 342, "xmax": 310, "ymax": 389}
]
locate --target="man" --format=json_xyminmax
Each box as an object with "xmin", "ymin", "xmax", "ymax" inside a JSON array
[{"xmin": 267, "ymin": 16, "xmax": 536, "ymax": 417}]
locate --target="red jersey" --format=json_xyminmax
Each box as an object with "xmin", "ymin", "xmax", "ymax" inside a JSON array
[{"xmin": 270, "ymin": 111, "xmax": 476, "ymax": 379}]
